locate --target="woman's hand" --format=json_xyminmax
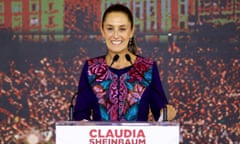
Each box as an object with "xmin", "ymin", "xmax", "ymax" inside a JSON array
[{"xmin": 160, "ymin": 104, "xmax": 177, "ymax": 121}]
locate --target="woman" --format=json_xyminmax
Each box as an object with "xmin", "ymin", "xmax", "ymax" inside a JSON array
[{"xmin": 74, "ymin": 4, "xmax": 176, "ymax": 121}]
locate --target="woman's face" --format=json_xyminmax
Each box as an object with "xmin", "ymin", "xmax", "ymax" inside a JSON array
[{"xmin": 101, "ymin": 12, "xmax": 134, "ymax": 54}]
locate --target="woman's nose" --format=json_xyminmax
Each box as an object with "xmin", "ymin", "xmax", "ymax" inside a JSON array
[{"xmin": 113, "ymin": 31, "xmax": 119, "ymax": 38}]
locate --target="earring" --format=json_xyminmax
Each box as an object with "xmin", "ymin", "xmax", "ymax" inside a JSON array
[
  {"xmin": 128, "ymin": 37, "xmax": 133, "ymax": 52},
  {"xmin": 128, "ymin": 37, "xmax": 133, "ymax": 46}
]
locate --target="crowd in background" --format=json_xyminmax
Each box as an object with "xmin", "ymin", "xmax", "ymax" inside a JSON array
[{"xmin": 0, "ymin": 30, "xmax": 239, "ymax": 143}]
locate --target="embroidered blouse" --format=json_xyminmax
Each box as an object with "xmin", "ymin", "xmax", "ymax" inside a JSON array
[{"xmin": 74, "ymin": 55, "xmax": 168, "ymax": 121}]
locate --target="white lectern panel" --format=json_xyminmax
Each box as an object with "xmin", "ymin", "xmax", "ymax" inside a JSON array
[{"xmin": 56, "ymin": 121, "xmax": 179, "ymax": 144}]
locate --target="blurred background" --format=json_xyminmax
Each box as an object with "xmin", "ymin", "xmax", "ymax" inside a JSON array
[{"xmin": 0, "ymin": 0, "xmax": 239, "ymax": 143}]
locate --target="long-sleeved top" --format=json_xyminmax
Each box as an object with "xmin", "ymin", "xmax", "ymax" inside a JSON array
[{"xmin": 74, "ymin": 55, "xmax": 168, "ymax": 121}]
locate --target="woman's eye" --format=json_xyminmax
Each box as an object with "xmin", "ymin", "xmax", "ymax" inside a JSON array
[
  {"xmin": 106, "ymin": 27, "xmax": 113, "ymax": 31},
  {"xmin": 119, "ymin": 28, "xmax": 126, "ymax": 31}
]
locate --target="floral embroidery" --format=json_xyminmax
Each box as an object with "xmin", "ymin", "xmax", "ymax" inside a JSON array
[{"xmin": 88, "ymin": 56, "xmax": 153, "ymax": 121}]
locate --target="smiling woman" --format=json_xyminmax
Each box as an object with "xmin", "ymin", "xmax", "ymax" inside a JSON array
[
  {"xmin": 73, "ymin": 3, "xmax": 176, "ymax": 122},
  {"xmin": 101, "ymin": 12, "xmax": 135, "ymax": 57}
]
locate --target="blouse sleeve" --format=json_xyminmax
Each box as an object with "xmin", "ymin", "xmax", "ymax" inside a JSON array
[
  {"xmin": 149, "ymin": 61, "xmax": 168, "ymax": 121},
  {"xmin": 74, "ymin": 61, "xmax": 95, "ymax": 120}
]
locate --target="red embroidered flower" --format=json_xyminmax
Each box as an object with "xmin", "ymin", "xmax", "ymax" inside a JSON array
[
  {"xmin": 128, "ymin": 58, "xmax": 152, "ymax": 82},
  {"xmin": 127, "ymin": 84, "xmax": 145, "ymax": 105},
  {"xmin": 88, "ymin": 58, "xmax": 108, "ymax": 81},
  {"xmin": 93, "ymin": 84, "xmax": 106, "ymax": 105}
]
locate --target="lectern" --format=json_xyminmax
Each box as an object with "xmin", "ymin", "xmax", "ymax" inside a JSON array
[{"xmin": 56, "ymin": 121, "xmax": 180, "ymax": 144}]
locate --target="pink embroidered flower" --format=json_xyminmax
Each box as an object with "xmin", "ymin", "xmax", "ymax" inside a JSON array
[
  {"xmin": 127, "ymin": 84, "xmax": 145, "ymax": 105},
  {"xmin": 93, "ymin": 84, "xmax": 106, "ymax": 105},
  {"xmin": 128, "ymin": 59, "xmax": 151, "ymax": 82},
  {"xmin": 88, "ymin": 58, "xmax": 108, "ymax": 81}
]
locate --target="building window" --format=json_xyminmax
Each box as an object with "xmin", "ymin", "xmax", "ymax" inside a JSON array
[
  {"xmin": 181, "ymin": 4, "xmax": 185, "ymax": 15},
  {"xmin": 0, "ymin": 18, "xmax": 3, "ymax": 25},
  {"xmin": 30, "ymin": 17, "xmax": 39, "ymax": 26},
  {"xmin": 0, "ymin": 4, "xmax": 4, "ymax": 13},
  {"xmin": 49, "ymin": 2, "xmax": 54, "ymax": 11},
  {"xmin": 32, "ymin": 3, "xmax": 39, "ymax": 12},
  {"xmin": 13, "ymin": 4, "xmax": 20, "ymax": 13},
  {"xmin": 32, "ymin": 3, "xmax": 36, "ymax": 11},
  {"xmin": 180, "ymin": 21, "xmax": 185, "ymax": 29},
  {"xmin": 136, "ymin": 7, "xmax": 140, "ymax": 18},
  {"xmin": 49, "ymin": 16, "xmax": 54, "ymax": 25}
]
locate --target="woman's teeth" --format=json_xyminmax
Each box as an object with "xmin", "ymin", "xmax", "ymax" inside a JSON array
[{"xmin": 112, "ymin": 41, "xmax": 121, "ymax": 45}]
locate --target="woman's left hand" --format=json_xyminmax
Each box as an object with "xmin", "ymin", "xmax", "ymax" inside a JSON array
[{"xmin": 160, "ymin": 104, "xmax": 177, "ymax": 121}]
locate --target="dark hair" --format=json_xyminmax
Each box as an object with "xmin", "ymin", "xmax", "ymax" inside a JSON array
[{"xmin": 102, "ymin": 4, "xmax": 137, "ymax": 54}]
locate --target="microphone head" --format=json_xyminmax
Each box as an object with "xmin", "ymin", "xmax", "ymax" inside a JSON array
[
  {"xmin": 109, "ymin": 54, "xmax": 119, "ymax": 67},
  {"xmin": 125, "ymin": 54, "xmax": 132, "ymax": 64},
  {"xmin": 113, "ymin": 54, "xmax": 119, "ymax": 62}
]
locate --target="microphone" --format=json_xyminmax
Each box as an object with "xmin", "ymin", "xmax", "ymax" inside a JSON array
[
  {"xmin": 69, "ymin": 54, "xmax": 119, "ymax": 121},
  {"xmin": 125, "ymin": 54, "xmax": 132, "ymax": 64},
  {"xmin": 125, "ymin": 54, "xmax": 168, "ymax": 121},
  {"xmin": 110, "ymin": 54, "xmax": 119, "ymax": 67}
]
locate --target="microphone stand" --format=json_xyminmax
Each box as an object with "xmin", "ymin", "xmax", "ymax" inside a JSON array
[
  {"xmin": 163, "ymin": 107, "xmax": 167, "ymax": 121},
  {"xmin": 69, "ymin": 92, "xmax": 78, "ymax": 121}
]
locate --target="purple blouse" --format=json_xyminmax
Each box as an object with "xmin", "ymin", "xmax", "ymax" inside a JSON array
[{"xmin": 74, "ymin": 55, "xmax": 168, "ymax": 121}]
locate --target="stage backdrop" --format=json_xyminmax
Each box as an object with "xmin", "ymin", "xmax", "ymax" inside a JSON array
[{"xmin": 0, "ymin": 0, "xmax": 239, "ymax": 143}]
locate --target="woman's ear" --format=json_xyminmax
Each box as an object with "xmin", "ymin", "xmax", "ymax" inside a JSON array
[
  {"xmin": 130, "ymin": 26, "xmax": 135, "ymax": 38},
  {"xmin": 100, "ymin": 25, "xmax": 104, "ymax": 37}
]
